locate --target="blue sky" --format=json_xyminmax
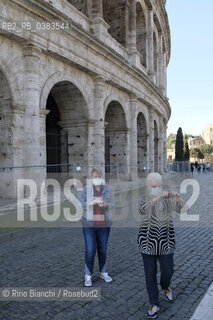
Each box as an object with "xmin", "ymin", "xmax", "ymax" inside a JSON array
[{"xmin": 166, "ymin": 0, "xmax": 213, "ymax": 136}]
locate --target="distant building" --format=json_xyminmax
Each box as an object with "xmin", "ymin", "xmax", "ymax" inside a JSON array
[
  {"xmin": 188, "ymin": 137, "xmax": 205, "ymax": 147},
  {"xmin": 167, "ymin": 148, "xmax": 175, "ymax": 161},
  {"xmin": 202, "ymin": 124, "xmax": 213, "ymax": 145}
]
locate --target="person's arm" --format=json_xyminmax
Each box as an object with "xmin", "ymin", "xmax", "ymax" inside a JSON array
[
  {"xmin": 171, "ymin": 192, "xmax": 185, "ymax": 213},
  {"xmin": 79, "ymin": 186, "xmax": 101, "ymax": 208},
  {"xmin": 78, "ymin": 186, "xmax": 88, "ymax": 211},
  {"xmin": 102, "ymin": 186, "xmax": 114, "ymax": 209},
  {"xmin": 138, "ymin": 196, "xmax": 152, "ymax": 215}
]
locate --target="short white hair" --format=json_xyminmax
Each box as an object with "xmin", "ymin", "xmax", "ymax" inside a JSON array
[{"xmin": 146, "ymin": 172, "xmax": 162, "ymax": 193}]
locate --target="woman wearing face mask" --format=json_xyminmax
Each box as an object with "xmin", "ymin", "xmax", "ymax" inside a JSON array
[
  {"xmin": 79, "ymin": 168, "xmax": 114, "ymax": 287},
  {"xmin": 137, "ymin": 172, "xmax": 185, "ymax": 319}
]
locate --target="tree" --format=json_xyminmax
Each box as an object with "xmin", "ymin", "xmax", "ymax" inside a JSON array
[
  {"xmin": 167, "ymin": 133, "xmax": 176, "ymax": 148},
  {"xmin": 183, "ymin": 134, "xmax": 190, "ymax": 160},
  {"xmin": 190, "ymin": 147, "xmax": 204, "ymax": 160},
  {"xmin": 175, "ymin": 127, "xmax": 184, "ymax": 161},
  {"xmin": 186, "ymin": 134, "xmax": 202, "ymax": 139},
  {"xmin": 199, "ymin": 144, "xmax": 213, "ymax": 156}
]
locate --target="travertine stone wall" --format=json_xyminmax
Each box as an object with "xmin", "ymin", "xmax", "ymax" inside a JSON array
[{"xmin": 0, "ymin": 0, "xmax": 171, "ymax": 197}]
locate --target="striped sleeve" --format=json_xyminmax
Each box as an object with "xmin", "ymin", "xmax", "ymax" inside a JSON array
[
  {"xmin": 138, "ymin": 196, "xmax": 152, "ymax": 215},
  {"xmin": 172, "ymin": 198, "xmax": 184, "ymax": 213}
]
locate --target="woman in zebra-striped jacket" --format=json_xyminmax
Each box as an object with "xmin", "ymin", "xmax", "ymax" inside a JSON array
[{"xmin": 137, "ymin": 172, "xmax": 185, "ymax": 319}]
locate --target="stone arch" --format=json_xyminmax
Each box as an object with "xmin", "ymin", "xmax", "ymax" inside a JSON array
[
  {"xmin": 137, "ymin": 112, "xmax": 148, "ymax": 177},
  {"xmin": 104, "ymin": 100, "xmax": 128, "ymax": 176},
  {"xmin": 103, "ymin": 0, "xmax": 128, "ymax": 48},
  {"xmin": 42, "ymin": 78, "xmax": 90, "ymax": 171},
  {"xmin": 103, "ymin": 94, "xmax": 131, "ymax": 129},
  {"xmin": 40, "ymin": 71, "xmax": 91, "ymax": 114},
  {"xmin": 136, "ymin": 1, "xmax": 147, "ymax": 68},
  {"xmin": 154, "ymin": 120, "xmax": 159, "ymax": 172},
  {"xmin": 0, "ymin": 57, "xmax": 22, "ymax": 105}
]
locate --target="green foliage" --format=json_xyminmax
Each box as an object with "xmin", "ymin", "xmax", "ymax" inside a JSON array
[
  {"xmin": 167, "ymin": 133, "xmax": 176, "ymax": 148},
  {"xmin": 175, "ymin": 127, "xmax": 184, "ymax": 161},
  {"xmin": 190, "ymin": 147, "xmax": 204, "ymax": 160},
  {"xmin": 183, "ymin": 134, "xmax": 190, "ymax": 160},
  {"xmin": 199, "ymin": 144, "xmax": 213, "ymax": 155},
  {"xmin": 186, "ymin": 134, "xmax": 202, "ymax": 139}
]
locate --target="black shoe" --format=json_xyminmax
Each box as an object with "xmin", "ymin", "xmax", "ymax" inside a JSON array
[
  {"xmin": 164, "ymin": 287, "xmax": 173, "ymax": 302},
  {"xmin": 146, "ymin": 305, "xmax": 160, "ymax": 319}
]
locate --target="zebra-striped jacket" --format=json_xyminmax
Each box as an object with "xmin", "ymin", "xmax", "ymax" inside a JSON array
[{"xmin": 137, "ymin": 195, "xmax": 184, "ymax": 255}]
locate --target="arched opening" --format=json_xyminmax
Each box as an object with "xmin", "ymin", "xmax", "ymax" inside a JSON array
[
  {"xmin": 136, "ymin": 2, "xmax": 147, "ymax": 68},
  {"xmin": 0, "ymin": 69, "xmax": 12, "ymax": 167},
  {"xmin": 137, "ymin": 112, "xmax": 147, "ymax": 177},
  {"xmin": 67, "ymin": 0, "xmax": 91, "ymax": 17},
  {"xmin": 105, "ymin": 101, "xmax": 128, "ymax": 175},
  {"xmin": 103, "ymin": 0, "xmax": 128, "ymax": 48},
  {"xmin": 46, "ymin": 81, "xmax": 88, "ymax": 172},
  {"xmin": 154, "ymin": 120, "xmax": 159, "ymax": 172}
]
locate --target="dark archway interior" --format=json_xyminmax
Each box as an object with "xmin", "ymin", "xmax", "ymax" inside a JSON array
[
  {"xmin": 136, "ymin": 2, "xmax": 147, "ymax": 67},
  {"xmin": 46, "ymin": 81, "xmax": 88, "ymax": 172},
  {"xmin": 105, "ymin": 101, "xmax": 127, "ymax": 173},
  {"xmin": 46, "ymin": 94, "xmax": 63, "ymax": 170},
  {"xmin": 103, "ymin": 0, "xmax": 128, "ymax": 48},
  {"xmin": 67, "ymin": 0, "xmax": 91, "ymax": 17}
]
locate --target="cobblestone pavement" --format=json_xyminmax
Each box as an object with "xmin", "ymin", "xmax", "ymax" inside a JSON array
[{"xmin": 0, "ymin": 173, "xmax": 213, "ymax": 320}]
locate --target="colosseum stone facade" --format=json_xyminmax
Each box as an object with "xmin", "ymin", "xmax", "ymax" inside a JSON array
[{"xmin": 0, "ymin": 0, "xmax": 171, "ymax": 197}]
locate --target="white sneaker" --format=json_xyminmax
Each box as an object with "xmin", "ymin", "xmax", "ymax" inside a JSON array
[
  {"xmin": 99, "ymin": 272, "xmax": 112, "ymax": 282},
  {"xmin": 146, "ymin": 305, "xmax": 160, "ymax": 319},
  {"xmin": 84, "ymin": 274, "xmax": 92, "ymax": 287}
]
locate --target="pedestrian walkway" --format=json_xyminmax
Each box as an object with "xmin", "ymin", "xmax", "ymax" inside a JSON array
[
  {"xmin": 0, "ymin": 173, "xmax": 212, "ymax": 319},
  {"xmin": 190, "ymin": 282, "xmax": 213, "ymax": 320}
]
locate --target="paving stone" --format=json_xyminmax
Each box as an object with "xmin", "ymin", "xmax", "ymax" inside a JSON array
[{"xmin": 0, "ymin": 174, "xmax": 213, "ymax": 319}]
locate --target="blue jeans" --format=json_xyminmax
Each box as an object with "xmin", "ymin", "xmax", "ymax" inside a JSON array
[
  {"xmin": 142, "ymin": 253, "xmax": 174, "ymax": 306},
  {"xmin": 83, "ymin": 227, "xmax": 110, "ymax": 275}
]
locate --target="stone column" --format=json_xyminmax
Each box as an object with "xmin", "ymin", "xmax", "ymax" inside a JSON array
[
  {"xmin": 158, "ymin": 115, "xmax": 164, "ymax": 174},
  {"xmin": 11, "ymin": 104, "xmax": 26, "ymax": 166},
  {"xmin": 39, "ymin": 109, "xmax": 50, "ymax": 166},
  {"xmin": 92, "ymin": 76, "xmax": 106, "ymax": 174},
  {"xmin": 128, "ymin": 0, "xmax": 136, "ymax": 52},
  {"xmin": 157, "ymin": 34, "xmax": 166, "ymax": 96},
  {"xmin": 23, "ymin": 44, "xmax": 41, "ymax": 166},
  {"xmin": 128, "ymin": 0, "xmax": 141, "ymax": 68},
  {"xmin": 129, "ymin": 94, "xmax": 138, "ymax": 180},
  {"xmin": 163, "ymin": 51, "xmax": 167, "ymax": 96},
  {"xmin": 163, "ymin": 119, "xmax": 168, "ymax": 172},
  {"xmin": 3, "ymin": 104, "xmax": 26, "ymax": 198},
  {"xmin": 22, "ymin": 44, "xmax": 44, "ymax": 192},
  {"xmin": 147, "ymin": 9, "xmax": 155, "ymax": 82},
  {"xmin": 148, "ymin": 109, "xmax": 154, "ymax": 172},
  {"xmin": 91, "ymin": 0, "xmax": 109, "ymax": 41},
  {"xmin": 92, "ymin": 0, "xmax": 103, "ymax": 18}
]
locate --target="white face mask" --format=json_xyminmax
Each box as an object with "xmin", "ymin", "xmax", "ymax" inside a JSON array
[
  {"xmin": 151, "ymin": 187, "xmax": 162, "ymax": 196},
  {"xmin": 93, "ymin": 178, "xmax": 103, "ymax": 186}
]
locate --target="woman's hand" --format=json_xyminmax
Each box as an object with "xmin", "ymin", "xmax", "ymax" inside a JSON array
[
  {"xmin": 152, "ymin": 191, "xmax": 168, "ymax": 203},
  {"xmin": 89, "ymin": 197, "xmax": 103, "ymax": 206},
  {"xmin": 102, "ymin": 201, "xmax": 109, "ymax": 208},
  {"xmin": 171, "ymin": 192, "xmax": 185, "ymax": 206}
]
